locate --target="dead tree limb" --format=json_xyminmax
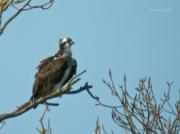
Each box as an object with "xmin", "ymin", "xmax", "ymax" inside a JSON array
[
  {"xmin": 0, "ymin": 0, "xmax": 54, "ymax": 36},
  {"xmin": 91, "ymin": 70, "xmax": 180, "ymax": 134},
  {"xmin": 37, "ymin": 105, "xmax": 52, "ymax": 134},
  {"xmin": 0, "ymin": 121, "xmax": 5, "ymax": 130},
  {"xmin": 95, "ymin": 118, "xmax": 111, "ymax": 134},
  {"xmin": 95, "ymin": 118, "xmax": 101, "ymax": 134},
  {"xmin": 0, "ymin": 70, "xmax": 93, "ymax": 122}
]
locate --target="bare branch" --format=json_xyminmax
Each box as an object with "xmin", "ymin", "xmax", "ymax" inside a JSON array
[
  {"xmin": 94, "ymin": 117, "xmax": 112, "ymax": 134},
  {"xmin": 0, "ymin": 121, "xmax": 5, "ymax": 130},
  {"xmin": 95, "ymin": 118, "xmax": 100, "ymax": 134},
  {"xmin": 102, "ymin": 125, "xmax": 108, "ymax": 134},
  {"xmin": 92, "ymin": 71, "xmax": 180, "ymax": 134},
  {"xmin": 37, "ymin": 105, "xmax": 51, "ymax": 134},
  {"xmin": 0, "ymin": 70, "xmax": 93, "ymax": 122},
  {"xmin": 0, "ymin": 0, "xmax": 54, "ymax": 36}
]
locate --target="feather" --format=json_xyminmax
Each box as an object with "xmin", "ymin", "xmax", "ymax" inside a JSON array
[
  {"xmin": 32, "ymin": 56, "xmax": 76, "ymax": 99},
  {"xmin": 30, "ymin": 38, "xmax": 77, "ymax": 109}
]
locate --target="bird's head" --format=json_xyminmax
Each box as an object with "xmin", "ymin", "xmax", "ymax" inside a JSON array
[
  {"xmin": 59, "ymin": 37, "xmax": 74, "ymax": 47},
  {"xmin": 58, "ymin": 37, "xmax": 74, "ymax": 57}
]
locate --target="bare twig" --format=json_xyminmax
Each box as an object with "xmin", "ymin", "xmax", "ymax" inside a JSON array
[
  {"xmin": 95, "ymin": 118, "xmax": 100, "ymax": 134},
  {"xmin": 37, "ymin": 105, "xmax": 51, "ymax": 134},
  {"xmin": 92, "ymin": 70, "xmax": 180, "ymax": 134},
  {"xmin": 0, "ymin": 0, "xmax": 54, "ymax": 35},
  {"xmin": 102, "ymin": 125, "xmax": 108, "ymax": 134},
  {"xmin": 95, "ymin": 118, "xmax": 110, "ymax": 134},
  {"xmin": 0, "ymin": 0, "xmax": 31, "ymax": 35},
  {"xmin": 0, "ymin": 121, "xmax": 5, "ymax": 130}
]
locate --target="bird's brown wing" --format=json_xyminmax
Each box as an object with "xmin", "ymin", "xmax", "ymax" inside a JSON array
[
  {"xmin": 32, "ymin": 57, "xmax": 68, "ymax": 99},
  {"xmin": 36, "ymin": 56, "xmax": 54, "ymax": 70}
]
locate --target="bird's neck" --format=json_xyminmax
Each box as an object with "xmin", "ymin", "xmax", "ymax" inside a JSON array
[
  {"xmin": 64, "ymin": 46, "xmax": 72, "ymax": 57},
  {"xmin": 57, "ymin": 46, "xmax": 72, "ymax": 59}
]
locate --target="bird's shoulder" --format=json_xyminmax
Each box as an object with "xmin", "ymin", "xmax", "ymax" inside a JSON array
[
  {"xmin": 35, "ymin": 56, "xmax": 68, "ymax": 78},
  {"xmin": 37, "ymin": 56, "xmax": 54, "ymax": 69}
]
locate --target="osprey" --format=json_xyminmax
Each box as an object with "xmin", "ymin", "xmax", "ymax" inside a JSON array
[{"xmin": 30, "ymin": 37, "xmax": 77, "ymax": 103}]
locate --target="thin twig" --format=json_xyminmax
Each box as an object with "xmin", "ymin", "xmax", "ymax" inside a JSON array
[
  {"xmin": 0, "ymin": 0, "xmax": 54, "ymax": 35},
  {"xmin": 0, "ymin": 121, "xmax": 5, "ymax": 130},
  {"xmin": 93, "ymin": 70, "xmax": 180, "ymax": 134},
  {"xmin": 37, "ymin": 105, "xmax": 51, "ymax": 134},
  {"xmin": 102, "ymin": 125, "xmax": 108, "ymax": 134},
  {"xmin": 0, "ymin": 0, "xmax": 31, "ymax": 35},
  {"xmin": 95, "ymin": 118, "xmax": 100, "ymax": 134}
]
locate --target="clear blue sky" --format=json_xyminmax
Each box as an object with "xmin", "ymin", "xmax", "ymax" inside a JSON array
[{"xmin": 0, "ymin": 0, "xmax": 180, "ymax": 133}]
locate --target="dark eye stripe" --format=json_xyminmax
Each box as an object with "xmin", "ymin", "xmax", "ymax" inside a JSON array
[{"xmin": 67, "ymin": 38, "xmax": 72, "ymax": 42}]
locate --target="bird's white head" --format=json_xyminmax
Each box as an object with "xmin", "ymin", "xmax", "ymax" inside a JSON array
[
  {"xmin": 59, "ymin": 37, "xmax": 74, "ymax": 57},
  {"xmin": 61, "ymin": 38, "xmax": 74, "ymax": 46}
]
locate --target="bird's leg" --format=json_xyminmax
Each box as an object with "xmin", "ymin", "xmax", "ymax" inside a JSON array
[
  {"xmin": 29, "ymin": 97, "xmax": 35, "ymax": 104},
  {"xmin": 29, "ymin": 96, "xmax": 41, "ymax": 108}
]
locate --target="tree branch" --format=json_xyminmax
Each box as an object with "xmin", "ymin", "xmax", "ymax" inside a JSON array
[
  {"xmin": 91, "ymin": 70, "xmax": 180, "ymax": 134},
  {"xmin": 0, "ymin": 121, "xmax": 5, "ymax": 130},
  {"xmin": 95, "ymin": 118, "xmax": 100, "ymax": 134},
  {"xmin": 37, "ymin": 105, "xmax": 51, "ymax": 134},
  {"xmin": 0, "ymin": 0, "xmax": 54, "ymax": 36},
  {"xmin": 0, "ymin": 70, "xmax": 93, "ymax": 122}
]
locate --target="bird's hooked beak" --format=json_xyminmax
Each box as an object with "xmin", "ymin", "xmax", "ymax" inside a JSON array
[
  {"xmin": 70, "ymin": 41, "xmax": 74, "ymax": 46},
  {"xmin": 59, "ymin": 38, "xmax": 74, "ymax": 47}
]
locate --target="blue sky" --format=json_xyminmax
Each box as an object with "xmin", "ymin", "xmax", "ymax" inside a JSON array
[{"xmin": 0, "ymin": 0, "xmax": 180, "ymax": 133}]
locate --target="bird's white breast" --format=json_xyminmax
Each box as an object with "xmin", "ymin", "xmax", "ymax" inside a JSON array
[{"xmin": 53, "ymin": 68, "xmax": 71, "ymax": 90}]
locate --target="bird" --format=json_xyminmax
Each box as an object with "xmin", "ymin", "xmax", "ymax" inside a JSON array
[{"xmin": 30, "ymin": 37, "xmax": 77, "ymax": 107}]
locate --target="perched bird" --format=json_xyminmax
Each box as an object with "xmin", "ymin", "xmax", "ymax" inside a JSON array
[{"xmin": 30, "ymin": 38, "xmax": 77, "ymax": 105}]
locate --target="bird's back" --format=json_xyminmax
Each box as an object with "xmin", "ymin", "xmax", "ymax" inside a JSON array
[
  {"xmin": 31, "ymin": 56, "xmax": 77, "ymax": 100},
  {"xmin": 32, "ymin": 56, "xmax": 68, "ymax": 99}
]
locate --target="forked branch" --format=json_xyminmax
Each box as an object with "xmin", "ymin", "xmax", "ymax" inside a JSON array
[
  {"xmin": 37, "ymin": 105, "xmax": 52, "ymax": 134},
  {"xmin": 0, "ymin": 70, "xmax": 93, "ymax": 122},
  {"xmin": 0, "ymin": 0, "xmax": 54, "ymax": 35},
  {"xmin": 91, "ymin": 70, "xmax": 180, "ymax": 134}
]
